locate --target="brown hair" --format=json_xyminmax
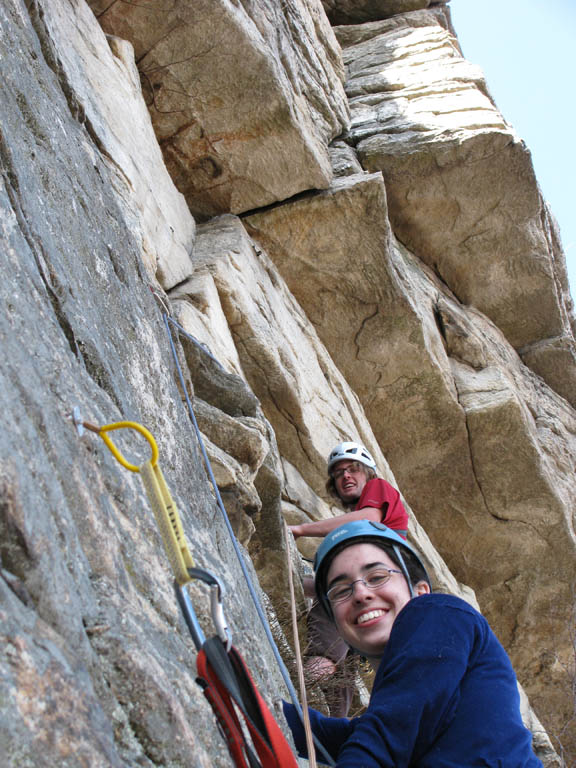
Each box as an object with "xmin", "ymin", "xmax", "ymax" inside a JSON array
[{"xmin": 325, "ymin": 465, "xmax": 377, "ymax": 507}]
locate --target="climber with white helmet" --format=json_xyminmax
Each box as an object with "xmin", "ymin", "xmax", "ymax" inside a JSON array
[
  {"xmin": 284, "ymin": 520, "xmax": 543, "ymax": 767},
  {"xmin": 288, "ymin": 441, "xmax": 410, "ymax": 717},
  {"xmin": 288, "ymin": 441, "xmax": 409, "ymax": 539}
]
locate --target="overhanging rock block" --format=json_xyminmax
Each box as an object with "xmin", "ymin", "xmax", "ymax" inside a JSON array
[
  {"xmin": 322, "ymin": 0, "xmax": 432, "ymax": 26},
  {"xmin": 87, "ymin": 0, "xmax": 351, "ymax": 218}
]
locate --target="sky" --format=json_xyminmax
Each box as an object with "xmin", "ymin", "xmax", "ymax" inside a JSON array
[{"xmin": 450, "ymin": 0, "xmax": 576, "ymax": 300}]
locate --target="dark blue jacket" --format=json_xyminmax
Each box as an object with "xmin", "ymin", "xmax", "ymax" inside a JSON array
[{"xmin": 284, "ymin": 594, "xmax": 542, "ymax": 767}]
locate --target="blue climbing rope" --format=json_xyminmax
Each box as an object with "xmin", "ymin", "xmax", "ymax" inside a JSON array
[
  {"xmin": 167, "ymin": 316, "xmax": 226, "ymax": 370},
  {"xmin": 163, "ymin": 313, "xmax": 335, "ymax": 767}
]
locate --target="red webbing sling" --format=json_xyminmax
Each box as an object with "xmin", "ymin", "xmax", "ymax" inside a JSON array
[{"xmin": 196, "ymin": 636, "xmax": 298, "ymax": 768}]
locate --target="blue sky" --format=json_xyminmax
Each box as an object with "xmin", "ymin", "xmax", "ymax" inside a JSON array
[{"xmin": 450, "ymin": 0, "xmax": 575, "ymax": 300}]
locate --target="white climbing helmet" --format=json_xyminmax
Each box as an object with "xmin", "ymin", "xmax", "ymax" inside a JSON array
[{"xmin": 327, "ymin": 441, "xmax": 377, "ymax": 472}]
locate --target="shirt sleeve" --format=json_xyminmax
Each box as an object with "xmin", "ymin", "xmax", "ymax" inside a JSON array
[
  {"xmin": 355, "ymin": 478, "xmax": 409, "ymax": 534},
  {"xmin": 335, "ymin": 598, "xmax": 484, "ymax": 768},
  {"xmin": 282, "ymin": 700, "xmax": 353, "ymax": 762}
]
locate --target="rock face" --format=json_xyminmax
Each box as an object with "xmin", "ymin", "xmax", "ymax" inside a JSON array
[
  {"xmin": 335, "ymin": 12, "xmax": 576, "ymax": 405},
  {"xmin": 27, "ymin": 0, "xmax": 196, "ymax": 289},
  {"xmin": 1, "ymin": 0, "xmax": 575, "ymax": 766},
  {"xmin": 244, "ymin": 169, "xmax": 576, "ymax": 754},
  {"xmin": 0, "ymin": 2, "xmax": 287, "ymax": 765},
  {"xmin": 87, "ymin": 0, "xmax": 350, "ymax": 219}
]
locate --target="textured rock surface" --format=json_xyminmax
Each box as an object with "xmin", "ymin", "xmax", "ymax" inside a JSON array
[
  {"xmin": 0, "ymin": 2, "xmax": 290, "ymax": 765},
  {"xmin": 177, "ymin": 214, "xmax": 396, "ymax": 497},
  {"xmin": 28, "ymin": 0, "xmax": 195, "ymax": 289},
  {"xmin": 336, "ymin": 12, "xmax": 576, "ymax": 405},
  {"xmin": 332, "ymin": 5, "xmax": 456, "ymax": 47},
  {"xmin": 87, "ymin": 0, "xmax": 350, "ymax": 219},
  {"xmin": 168, "ymin": 214, "xmax": 477, "ymax": 602}
]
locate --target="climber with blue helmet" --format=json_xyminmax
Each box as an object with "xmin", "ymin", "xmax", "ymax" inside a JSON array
[
  {"xmin": 288, "ymin": 441, "xmax": 410, "ymax": 718},
  {"xmin": 284, "ymin": 520, "xmax": 542, "ymax": 767}
]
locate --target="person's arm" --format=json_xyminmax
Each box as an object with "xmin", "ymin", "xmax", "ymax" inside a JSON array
[
  {"xmin": 282, "ymin": 700, "xmax": 353, "ymax": 761},
  {"xmin": 288, "ymin": 506, "xmax": 382, "ymax": 539}
]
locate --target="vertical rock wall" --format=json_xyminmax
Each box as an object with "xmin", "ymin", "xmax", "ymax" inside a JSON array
[{"xmin": 1, "ymin": 0, "xmax": 575, "ymax": 765}]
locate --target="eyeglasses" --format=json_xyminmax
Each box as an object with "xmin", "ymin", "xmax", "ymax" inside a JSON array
[
  {"xmin": 331, "ymin": 461, "xmax": 364, "ymax": 481},
  {"xmin": 326, "ymin": 567, "xmax": 402, "ymax": 604}
]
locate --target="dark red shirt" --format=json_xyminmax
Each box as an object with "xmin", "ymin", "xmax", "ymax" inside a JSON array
[{"xmin": 354, "ymin": 478, "xmax": 408, "ymax": 538}]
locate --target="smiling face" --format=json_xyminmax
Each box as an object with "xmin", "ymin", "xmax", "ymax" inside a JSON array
[
  {"xmin": 326, "ymin": 543, "xmax": 429, "ymax": 659},
  {"xmin": 331, "ymin": 460, "xmax": 369, "ymax": 505}
]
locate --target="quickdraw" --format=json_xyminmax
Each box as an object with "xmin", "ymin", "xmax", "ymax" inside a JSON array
[
  {"xmin": 71, "ymin": 413, "xmax": 297, "ymax": 768},
  {"xmin": 177, "ymin": 571, "xmax": 297, "ymax": 768}
]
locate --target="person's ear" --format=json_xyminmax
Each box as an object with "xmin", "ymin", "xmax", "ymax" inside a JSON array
[{"xmin": 415, "ymin": 581, "xmax": 431, "ymax": 596}]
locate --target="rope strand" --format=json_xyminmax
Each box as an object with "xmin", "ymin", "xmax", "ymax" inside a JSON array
[
  {"xmin": 284, "ymin": 524, "xmax": 317, "ymax": 768},
  {"xmin": 163, "ymin": 313, "xmax": 335, "ymax": 766}
]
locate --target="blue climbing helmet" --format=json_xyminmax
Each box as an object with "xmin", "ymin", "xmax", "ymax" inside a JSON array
[{"xmin": 313, "ymin": 520, "xmax": 431, "ymax": 618}]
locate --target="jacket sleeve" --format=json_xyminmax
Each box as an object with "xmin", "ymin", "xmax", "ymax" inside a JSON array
[
  {"xmin": 336, "ymin": 598, "xmax": 483, "ymax": 768},
  {"xmin": 282, "ymin": 700, "xmax": 353, "ymax": 761}
]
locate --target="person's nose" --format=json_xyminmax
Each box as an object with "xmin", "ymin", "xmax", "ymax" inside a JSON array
[{"xmin": 351, "ymin": 578, "xmax": 373, "ymax": 601}]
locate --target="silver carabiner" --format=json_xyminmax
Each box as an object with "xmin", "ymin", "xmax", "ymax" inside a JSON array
[{"xmin": 175, "ymin": 567, "xmax": 232, "ymax": 652}]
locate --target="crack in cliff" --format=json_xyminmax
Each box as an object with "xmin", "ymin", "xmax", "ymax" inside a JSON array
[
  {"xmin": 0, "ymin": 127, "xmax": 83, "ymax": 368},
  {"xmin": 26, "ymin": 0, "xmax": 134, "ymax": 192},
  {"xmin": 353, "ymin": 306, "xmax": 380, "ymax": 364},
  {"xmin": 0, "ymin": 140, "xmax": 122, "ymax": 414},
  {"xmin": 393, "ymin": 230, "xmax": 466, "ymax": 306},
  {"xmin": 457, "ymin": 399, "xmax": 502, "ymax": 524},
  {"xmin": 0, "ymin": 160, "xmax": 122, "ymax": 417},
  {"xmin": 91, "ymin": 0, "xmax": 119, "ymax": 18},
  {"xmin": 431, "ymin": 300, "xmax": 494, "ymax": 519},
  {"xmin": 25, "ymin": 1, "xmax": 89, "ymax": 137},
  {"xmin": 440, "ymin": 357, "xmax": 548, "ymax": 531},
  {"xmin": 136, "ymin": 22, "xmax": 213, "ymax": 69},
  {"xmin": 0, "ymin": 464, "xmax": 38, "ymax": 581}
]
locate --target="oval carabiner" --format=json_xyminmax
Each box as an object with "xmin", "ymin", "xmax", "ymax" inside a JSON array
[
  {"xmin": 97, "ymin": 421, "xmax": 159, "ymax": 472},
  {"xmin": 175, "ymin": 568, "xmax": 232, "ymax": 652}
]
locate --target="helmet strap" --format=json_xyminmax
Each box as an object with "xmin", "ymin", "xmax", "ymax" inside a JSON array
[{"xmin": 393, "ymin": 545, "xmax": 415, "ymax": 598}]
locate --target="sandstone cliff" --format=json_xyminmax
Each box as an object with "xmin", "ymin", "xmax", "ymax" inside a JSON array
[{"xmin": 1, "ymin": 0, "xmax": 574, "ymax": 766}]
